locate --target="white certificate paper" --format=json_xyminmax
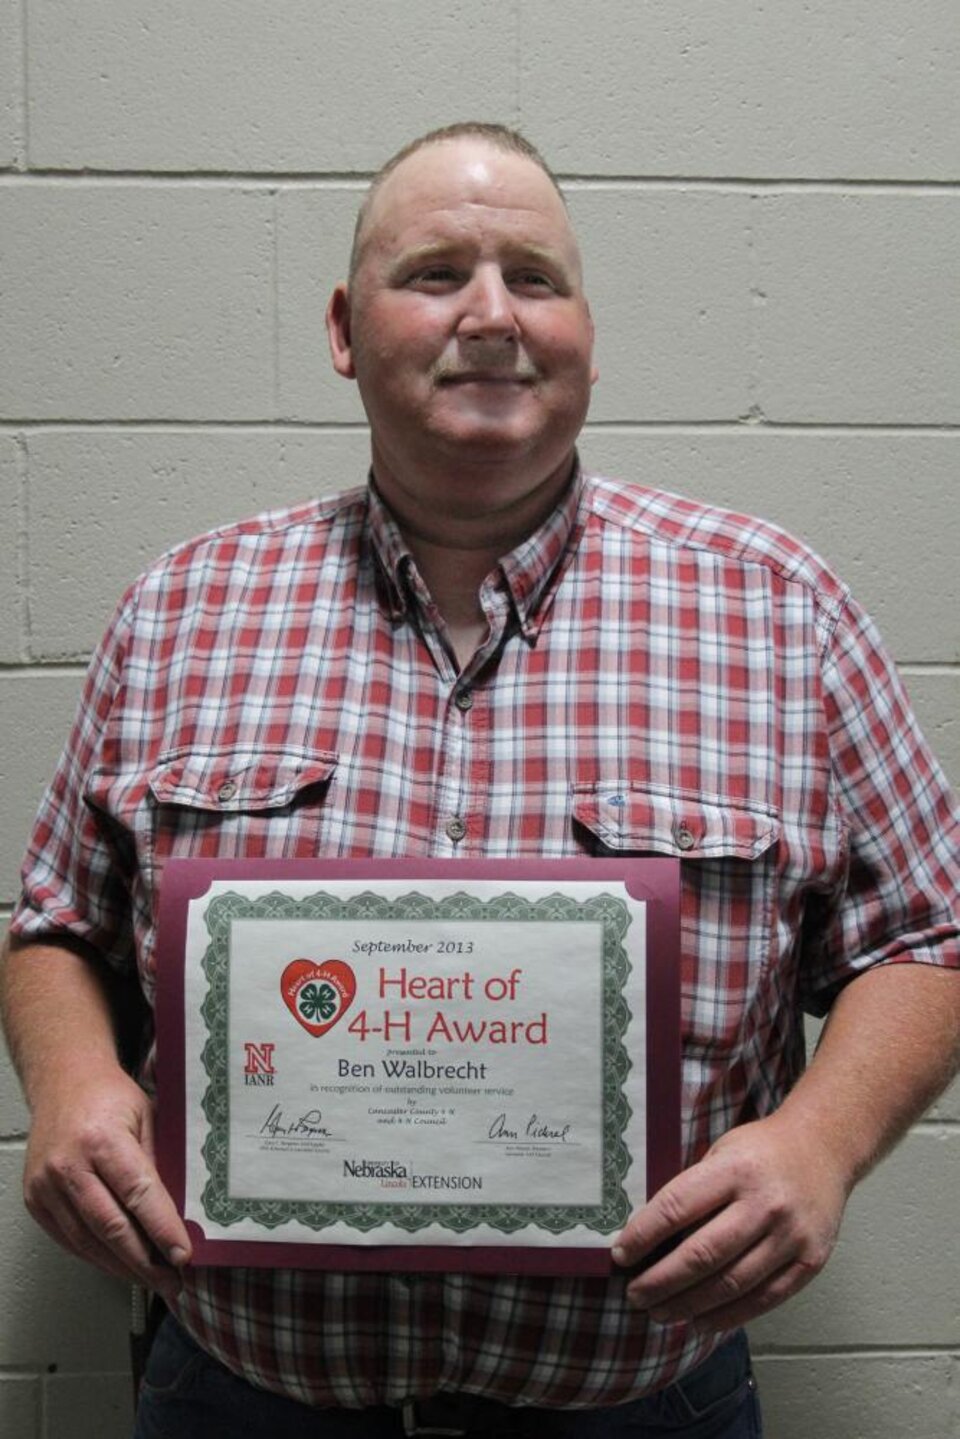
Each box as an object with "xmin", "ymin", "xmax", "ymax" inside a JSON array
[{"xmin": 156, "ymin": 859, "xmax": 680, "ymax": 1274}]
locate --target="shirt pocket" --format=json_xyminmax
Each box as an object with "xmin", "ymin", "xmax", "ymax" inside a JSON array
[
  {"xmin": 146, "ymin": 745, "xmax": 339, "ymax": 880},
  {"xmin": 571, "ymin": 782, "xmax": 781, "ymax": 1055}
]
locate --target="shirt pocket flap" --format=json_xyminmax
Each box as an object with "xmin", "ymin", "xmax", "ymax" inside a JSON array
[
  {"xmin": 571, "ymin": 784, "xmax": 780, "ymax": 860},
  {"xmin": 149, "ymin": 748, "xmax": 338, "ymax": 813}
]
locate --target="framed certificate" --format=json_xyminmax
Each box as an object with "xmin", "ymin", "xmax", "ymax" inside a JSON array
[{"xmin": 155, "ymin": 858, "xmax": 680, "ymax": 1275}]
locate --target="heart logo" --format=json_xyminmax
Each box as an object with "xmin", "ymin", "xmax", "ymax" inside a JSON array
[{"xmin": 280, "ymin": 959, "xmax": 357, "ymax": 1037}]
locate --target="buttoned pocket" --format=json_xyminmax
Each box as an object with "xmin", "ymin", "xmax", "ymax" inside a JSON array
[
  {"xmin": 571, "ymin": 782, "xmax": 781, "ymax": 1079},
  {"xmin": 571, "ymin": 784, "xmax": 779, "ymax": 863},
  {"xmin": 150, "ymin": 748, "xmax": 338, "ymax": 813},
  {"xmin": 146, "ymin": 745, "xmax": 339, "ymax": 878}
]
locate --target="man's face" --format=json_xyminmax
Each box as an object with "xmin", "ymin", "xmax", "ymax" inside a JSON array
[{"xmin": 327, "ymin": 138, "xmax": 597, "ymax": 515}]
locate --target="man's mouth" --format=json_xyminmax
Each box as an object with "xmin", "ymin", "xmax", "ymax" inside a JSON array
[{"xmin": 436, "ymin": 370, "xmax": 536, "ymax": 386}]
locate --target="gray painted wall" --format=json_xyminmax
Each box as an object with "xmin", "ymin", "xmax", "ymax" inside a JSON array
[{"xmin": 1, "ymin": 3, "xmax": 957, "ymax": 1435}]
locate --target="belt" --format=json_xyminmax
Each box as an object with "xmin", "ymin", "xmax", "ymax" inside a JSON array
[{"xmin": 401, "ymin": 1393, "xmax": 534, "ymax": 1437}]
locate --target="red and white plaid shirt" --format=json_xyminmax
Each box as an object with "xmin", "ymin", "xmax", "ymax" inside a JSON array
[{"xmin": 14, "ymin": 469, "xmax": 959, "ymax": 1408}]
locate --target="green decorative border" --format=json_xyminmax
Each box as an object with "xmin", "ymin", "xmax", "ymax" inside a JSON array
[{"xmin": 199, "ymin": 889, "xmax": 634, "ymax": 1235}]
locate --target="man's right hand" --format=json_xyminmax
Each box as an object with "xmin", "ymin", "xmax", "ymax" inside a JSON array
[
  {"xmin": 23, "ymin": 1060, "xmax": 191, "ymax": 1304},
  {"xmin": 1, "ymin": 936, "xmax": 191, "ymax": 1302}
]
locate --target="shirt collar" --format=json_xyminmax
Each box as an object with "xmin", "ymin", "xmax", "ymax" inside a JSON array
[
  {"xmin": 366, "ymin": 461, "xmax": 586, "ymax": 638},
  {"xmin": 367, "ymin": 480, "xmax": 415, "ymax": 623},
  {"xmin": 497, "ymin": 462, "xmax": 585, "ymax": 639}
]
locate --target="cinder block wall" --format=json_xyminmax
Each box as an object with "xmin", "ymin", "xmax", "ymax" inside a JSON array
[{"xmin": 1, "ymin": 4, "xmax": 957, "ymax": 1436}]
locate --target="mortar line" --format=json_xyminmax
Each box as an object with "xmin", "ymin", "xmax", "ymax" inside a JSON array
[
  {"xmin": 581, "ymin": 420, "xmax": 960, "ymax": 434},
  {"xmin": 39, "ymin": 1351, "xmax": 48, "ymax": 1438},
  {"xmin": 270, "ymin": 188, "xmax": 280, "ymax": 420},
  {"xmin": 19, "ymin": 0, "xmax": 29, "ymax": 169},
  {"xmin": 1, "ymin": 420, "xmax": 958, "ymax": 435},
  {"xmin": 512, "ymin": 0, "xmax": 522, "ymax": 128},
  {"xmin": 0, "ymin": 661, "xmax": 87, "ymax": 675},
  {"xmin": 0, "ymin": 171, "xmax": 368, "ymax": 187},
  {"xmin": 1, "ymin": 172, "xmax": 958, "ymax": 194},
  {"xmin": 744, "ymin": 190, "xmax": 763, "ymax": 423},
  {"xmin": 565, "ymin": 177, "xmax": 960, "ymax": 195},
  {"xmin": 750, "ymin": 1344, "xmax": 960, "ymax": 1359},
  {"xmin": 15, "ymin": 431, "xmax": 28, "ymax": 663}
]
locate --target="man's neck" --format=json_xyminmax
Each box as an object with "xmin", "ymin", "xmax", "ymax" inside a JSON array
[
  {"xmin": 370, "ymin": 448, "xmax": 577, "ymax": 655},
  {"xmin": 405, "ymin": 537, "xmax": 496, "ymax": 669}
]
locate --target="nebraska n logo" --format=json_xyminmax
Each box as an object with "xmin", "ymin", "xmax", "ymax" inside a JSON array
[{"xmin": 243, "ymin": 1042, "xmax": 276, "ymax": 1085}]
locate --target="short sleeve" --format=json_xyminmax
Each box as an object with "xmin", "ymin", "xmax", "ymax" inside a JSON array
[
  {"xmin": 11, "ymin": 587, "xmax": 140, "ymax": 972},
  {"xmin": 800, "ymin": 594, "xmax": 959, "ymax": 1014}
]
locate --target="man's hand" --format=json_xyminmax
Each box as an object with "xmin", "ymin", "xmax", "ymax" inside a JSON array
[
  {"xmin": 2, "ymin": 936, "xmax": 192, "ymax": 1299},
  {"xmin": 23, "ymin": 1060, "xmax": 191, "ymax": 1304},
  {"xmin": 612, "ymin": 1112, "xmax": 850, "ymax": 1330},
  {"xmin": 614, "ymin": 965, "xmax": 959, "ymax": 1330}
]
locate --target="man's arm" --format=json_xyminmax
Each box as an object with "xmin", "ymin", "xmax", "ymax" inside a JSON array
[
  {"xmin": 613, "ymin": 961, "xmax": 959, "ymax": 1329},
  {"xmin": 1, "ymin": 935, "xmax": 191, "ymax": 1303}
]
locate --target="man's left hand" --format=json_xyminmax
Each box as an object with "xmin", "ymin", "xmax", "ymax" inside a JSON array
[{"xmin": 612, "ymin": 1112, "xmax": 850, "ymax": 1330}]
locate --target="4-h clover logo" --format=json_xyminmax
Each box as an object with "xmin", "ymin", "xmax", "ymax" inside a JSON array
[
  {"xmin": 298, "ymin": 981, "xmax": 339, "ymax": 1024},
  {"xmin": 280, "ymin": 959, "xmax": 357, "ymax": 1037}
]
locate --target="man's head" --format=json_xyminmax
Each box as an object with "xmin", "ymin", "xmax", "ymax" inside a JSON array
[
  {"xmin": 326, "ymin": 124, "xmax": 597, "ymax": 534},
  {"xmin": 348, "ymin": 123, "xmax": 566, "ymax": 282}
]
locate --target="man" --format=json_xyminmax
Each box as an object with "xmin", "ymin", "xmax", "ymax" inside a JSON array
[{"xmin": 2, "ymin": 123, "xmax": 958, "ymax": 1438}]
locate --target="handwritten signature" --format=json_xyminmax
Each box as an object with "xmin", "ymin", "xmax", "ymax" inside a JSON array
[
  {"xmin": 259, "ymin": 1104, "xmax": 332, "ymax": 1139},
  {"xmin": 487, "ymin": 1112, "xmax": 572, "ymax": 1143}
]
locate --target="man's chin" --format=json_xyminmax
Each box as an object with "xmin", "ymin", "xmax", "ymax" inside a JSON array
[
  {"xmin": 427, "ymin": 407, "xmax": 544, "ymax": 453},
  {"xmin": 430, "ymin": 429, "xmax": 543, "ymax": 467}
]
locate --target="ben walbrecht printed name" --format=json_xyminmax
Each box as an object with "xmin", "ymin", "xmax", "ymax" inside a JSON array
[{"xmin": 340, "ymin": 1058, "xmax": 490, "ymax": 1080}]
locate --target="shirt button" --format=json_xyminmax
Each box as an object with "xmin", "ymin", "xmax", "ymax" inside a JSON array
[
  {"xmin": 445, "ymin": 816, "xmax": 467, "ymax": 843},
  {"xmin": 217, "ymin": 780, "xmax": 238, "ymax": 803},
  {"xmin": 674, "ymin": 824, "xmax": 695, "ymax": 851},
  {"xmin": 455, "ymin": 689, "xmax": 474, "ymax": 712}
]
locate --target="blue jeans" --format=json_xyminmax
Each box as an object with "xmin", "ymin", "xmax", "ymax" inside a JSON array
[{"xmin": 134, "ymin": 1315, "xmax": 762, "ymax": 1438}]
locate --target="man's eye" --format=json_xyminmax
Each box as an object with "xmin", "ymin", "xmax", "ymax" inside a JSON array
[
  {"xmin": 511, "ymin": 271, "xmax": 556, "ymax": 292},
  {"xmin": 410, "ymin": 266, "xmax": 460, "ymax": 286}
]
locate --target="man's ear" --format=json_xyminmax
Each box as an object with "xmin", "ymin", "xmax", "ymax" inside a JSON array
[
  {"xmin": 587, "ymin": 304, "xmax": 599, "ymax": 386},
  {"xmin": 326, "ymin": 283, "xmax": 356, "ymax": 379}
]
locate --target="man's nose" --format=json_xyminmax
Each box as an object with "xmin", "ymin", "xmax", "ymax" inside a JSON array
[{"xmin": 457, "ymin": 268, "xmax": 519, "ymax": 340}]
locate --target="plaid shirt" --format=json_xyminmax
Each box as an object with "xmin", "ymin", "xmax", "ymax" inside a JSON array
[{"xmin": 14, "ymin": 470, "xmax": 959, "ymax": 1408}]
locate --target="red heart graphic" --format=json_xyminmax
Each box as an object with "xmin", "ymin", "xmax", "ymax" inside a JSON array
[{"xmin": 280, "ymin": 958, "xmax": 357, "ymax": 1037}]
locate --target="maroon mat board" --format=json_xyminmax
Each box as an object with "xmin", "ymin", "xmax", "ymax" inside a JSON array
[{"xmin": 155, "ymin": 858, "xmax": 681, "ymax": 1275}]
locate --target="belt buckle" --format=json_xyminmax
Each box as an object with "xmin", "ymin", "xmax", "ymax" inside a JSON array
[{"xmin": 401, "ymin": 1398, "xmax": 469, "ymax": 1437}]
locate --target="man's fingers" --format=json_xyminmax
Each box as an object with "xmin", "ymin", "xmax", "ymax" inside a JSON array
[
  {"xmin": 681, "ymin": 1258, "xmax": 820, "ymax": 1333},
  {"xmin": 611, "ymin": 1164, "xmax": 733, "ymax": 1267},
  {"xmin": 25, "ymin": 1122, "xmax": 191, "ymax": 1284},
  {"xmin": 66, "ymin": 1109, "xmax": 191, "ymax": 1266},
  {"xmin": 623, "ymin": 1204, "xmax": 763, "ymax": 1309},
  {"xmin": 91, "ymin": 1137, "xmax": 191, "ymax": 1266},
  {"xmin": 623, "ymin": 1211, "xmax": 826, "ymax": 1329},
  {"xmin": 611, "ymin": 1116, "xmax": 848, "ymax": 1329},
  {"xmin": 628, "ymin": 1225, "xmax": 791, "ymax": 1319}
]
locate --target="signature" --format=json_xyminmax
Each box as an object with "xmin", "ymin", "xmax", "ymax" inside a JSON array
[
  {"xmin": 487, "ymin": 1112, "xmax": 572, "ymax": 1143},
  {"xmin": 259, "ymin": 1104, "xmax": 332, "ymax": 1139}
]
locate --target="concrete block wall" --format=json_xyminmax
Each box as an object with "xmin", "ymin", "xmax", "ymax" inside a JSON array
[{"xmin": 1, "ymin": 3, "xmax": 957, "ymax": 1434}]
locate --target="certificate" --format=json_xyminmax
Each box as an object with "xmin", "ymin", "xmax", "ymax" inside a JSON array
[{"xmin": 156, "ymin": 858, "xmax": 680, "ymax": 1275}]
